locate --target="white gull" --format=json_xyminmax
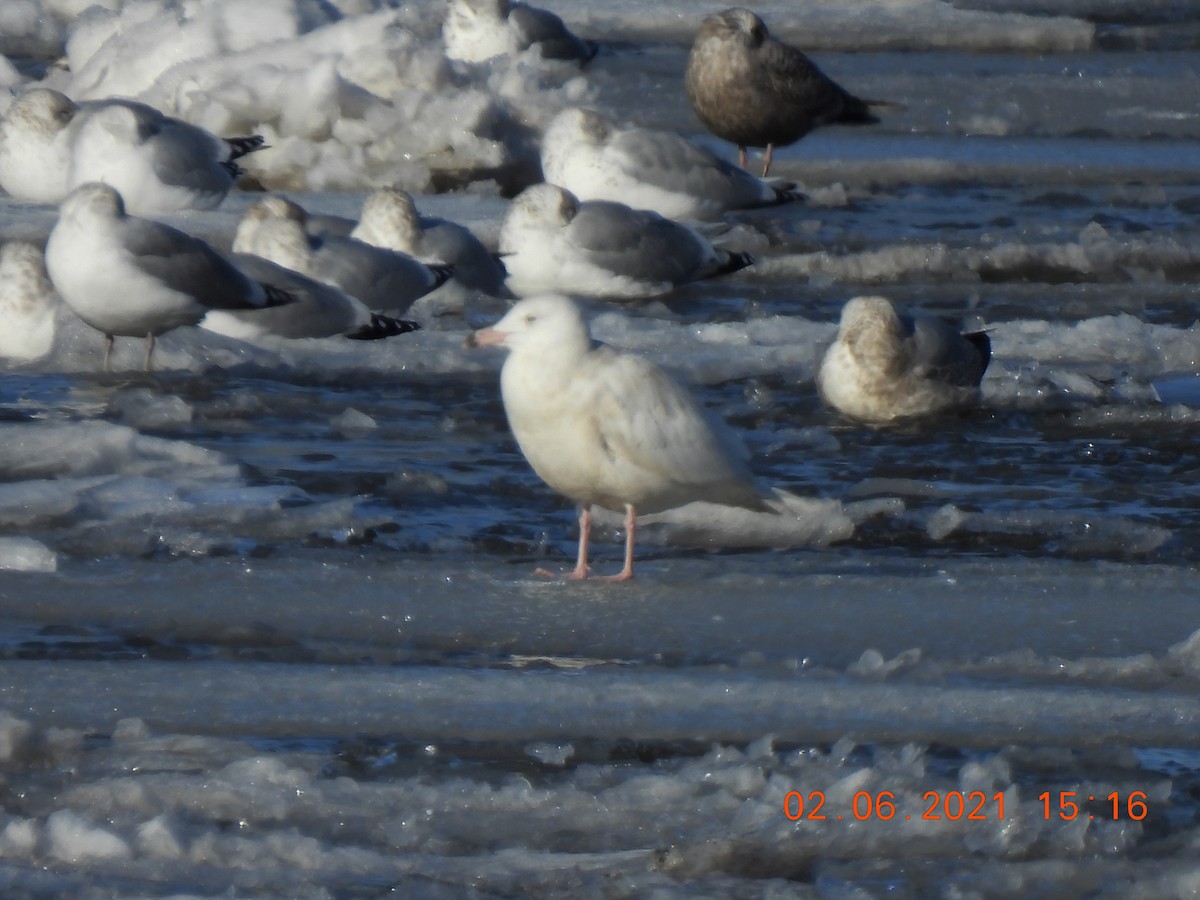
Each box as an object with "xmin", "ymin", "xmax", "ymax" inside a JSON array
[
  {"xmin": 350, "ymin": 187, "xmax": 509, "ymax": 298},
  {"xmin": 443, "ymin": 0, "xmax": 598, "ymax": 65},
  {"xmin": 817, "ymin": 295, "xmax": 992, "ymax": 424},
  {"xmin": 0, "ymin": 88, "xmax": 264, "ymax": 215},
  {"xmin": 467, "ymin": 294, "xmax": 770, "ymax": 581},
  {"xmin": 499, "ymin": 183, "xmax": 754, "ymax": 301},
  {"xmin": 0, "ymin": 242, "xmax": 60, "ymax": 362},
  {"xmin": 541, "ymin": 107, "xmax": 801, "ymax": 221},
  {"xmin": 44, "ymin": 183, "xmax": 290, "ymax": 371}
]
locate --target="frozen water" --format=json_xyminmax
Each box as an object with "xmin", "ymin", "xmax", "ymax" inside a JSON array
[{"xmin": 3, "ymin": 0, "xmax": 1200, "ymax": 896}]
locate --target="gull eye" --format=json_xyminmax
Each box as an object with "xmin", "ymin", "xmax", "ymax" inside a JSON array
[{"xmin": 524, "ymin": 314, "xmax": 537, "ymax": 325}]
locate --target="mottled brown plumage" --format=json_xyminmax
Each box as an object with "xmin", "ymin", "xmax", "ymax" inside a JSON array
[{"xmin": 685, "ymin": 7, "xmax": 878, "ymax": 176}]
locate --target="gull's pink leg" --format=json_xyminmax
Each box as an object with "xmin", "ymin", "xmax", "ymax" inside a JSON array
[
  {"xmin": 761, "ymin": 143, "xmax": 775, "ymax": 178},
  {"xmin": 566, "ymin": 504, "xmax": 592, "ymax": 580},
  {"xmin": 536, "ymin": 504, "xmax": 592, "ymax": 580},
  {"xmin": 143, "ymin": 333, "xmax": 156, "ymax": 373},
  {"xmin": 592, "ymin": 504, "xmax": 636, "ymax": 583},
  {"xmin": 738, "ymin": 145, "xmax": 748, "ymax": 170}
]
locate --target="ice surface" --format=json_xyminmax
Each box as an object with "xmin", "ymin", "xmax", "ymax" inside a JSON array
[{"xmin": 2, "ymin": 0, "xmax": 1200, "ymax": 895}]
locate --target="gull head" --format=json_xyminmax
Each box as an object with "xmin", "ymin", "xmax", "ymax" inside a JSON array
[
  {"xmin": 544, "ymin": 107, "xmax": 613, "ymax": 151},
  {"xmin": 352, "ymin": 187, "xmax": 420, "ymax": 251},
  {"xmin": 234, "ymin": 196, "xmax": 307, "ymax": 253},
  {"xmin": 59, "ymin": 182, "xmax": 126, "ymax": 223},
  {"xmin": 703, "ymin": 8, "xmax": 769, "ymax": 48},
  {"xmin": 4, "ymin": 88, "xmax": 77, "ymax": 137},
  {"xmin": 502, "ymin": 183, "xmax": 579, "ymax": 239},
  {"xmin": 466, "ymin": 294, "xmax": 591, "ymax": 355}
]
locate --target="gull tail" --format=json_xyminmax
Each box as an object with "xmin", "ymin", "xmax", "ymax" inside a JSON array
[
  {"xmin": 428, "ymin": 263, "xmax": 456, "ymax": 290},
  {"xmin": 346, "ymin": 314, "xmax": 421, "ymax": 341}
]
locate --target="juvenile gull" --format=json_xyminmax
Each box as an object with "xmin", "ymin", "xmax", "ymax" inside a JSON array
[
  {"xmin": 233, "ymin": 196, "xmax": 453, "ymax": 314},
  {"xmin": 350, "ymin": 187, "xmax": 508, "ymax": 297},
  {"xmin": 467, "ymin": 295, "xmax": 770, "ymax": 581},
  {"xmin": 541, "ymin": 107, "xmax": 801, "ymax": 221},
  {"xmin": 443, "ymin": 0, "xmax": 598, "ymax": 65},
  {"xmin": 817, "ymin": 295, "xmax": 991, "ymax": 424},
  {"xmin": 202, "ymin": 255, "xmax": 420, "ymax": 343},
  {"xmin": 685, "ymin": 7, "xmax": 880, "ymax": 176},
  {"xmin": 0, "ymin": 88, "xmax": 264, "ymax": 214},
  {"xmin": 499, "ymin": 183, "xmax": 754, "ymax": 301},
  {"xmin": 44, "ymin": 183, "xmax": 291, "ymax": 371},
  {"xmin": 0, "ymin": 242, "xmax": 60, "ymax": 362}
]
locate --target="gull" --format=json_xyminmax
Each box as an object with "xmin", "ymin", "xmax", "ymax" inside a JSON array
[
  {"xmin": 0, "ymin": 242, "xmax": 60, "ymax": 362},
  {"xmin": 44, "ymin": 183, "xmax": 292, "ymax": 371},
  {"xmin": 467, "ymin": 294, "xmax": 770, "ymax": 581},
  {"xmin": 202, "ymin": 255, "xmax": 420, "ymax": 343},
  {"xmin": 541, "ymin": 107, "xmax": 802, "ymax": 221},
  {"xmin": 0, "ymin": 88, "xmax": 264, "ymax": 214},
  {"xmin": 443, "ymin": 0, "xmax": 598, "ymax": 65},
  {"xmin": 0, "ymin": 89, "xmax": 76, "ymax": 203},
  {"xmin": 233, "ymin": 196, "xmax": 453, "ymax": 314},
  {"xmin": 350, "ymin": 187, "xmax": 509, "ymax": 297},
  {"xmin": 685, "ymin": 7, "xmax": 880, "ymax": 177},
  {"xmin": 499, "ymin": 183, "xmax": 754, "ymax": 301},
  {"xmin": 817, "ymin": 295, "xmax": 992, "ymax": 424}
]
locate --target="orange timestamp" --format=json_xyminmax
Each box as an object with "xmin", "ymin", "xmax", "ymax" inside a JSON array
[
  {"xmin": 784, "ymin": 789, "xmax": 1007, "ymax": 822},
  {"xmin": 783, "ymin": 789, "xmax": 1151, "ymax": 822}
]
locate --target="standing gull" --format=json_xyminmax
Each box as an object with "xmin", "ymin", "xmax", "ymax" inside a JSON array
[
  {"xmin": 467, "ymin": 294, "xmax": 770, "ymax": 581},
  {"xmin": 350, "ymin": 187, "xmax": 509, "ymax": 298},
  {"xmin": 0, "ymin": 88, "xmax": 264, "ymax": 214},
  {"xmin": 685, "ymin": 7, "xmax": 880, "ymax": 177},
  {"xmin": 817, "ymin": 295, "xmax": 991, "ymax": 425},
  {"xmin": 499, "ymin": 183, "xmax": 754, "ymax": 301},
  {"xmin": 44, "ymin": 183, "xmax": 292, "ymax": 371},
  {"xmin": 443, "ymin": 0, "xmax": 598, "ymax": 65},
  {"xmin": 233, "ymin": 196, "xmax": 453, "ymax": 315},
  {"xmin": 541, "ymin": 107, "xmax": 801, "ymax": 221}
]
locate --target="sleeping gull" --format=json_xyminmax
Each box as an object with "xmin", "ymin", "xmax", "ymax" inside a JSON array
[
  {"xmin": 685, "ymin": 7, "xmax": 880, "ymax": 176},
  {"xmin": 0, "ymin": 242, "xmax": 60, "ymax": 362},
  {"xmin": 817, "ymin": 295, "xmax": 991, "ymax": 424},
  {"xmin": 499, "ymin": 183, "xmax": 754, "ymax": 301},
  {"xmin": 0, "ymin": 88, "xmax": 264, "ymax": 214},
  {"xmin": 467, "ymin": 294, "xmax": 771, "ymax": 581},
  {"xmin": 0, "ymin": 89, "xmax": 76, "ymax": 203},
  {"xmin": 443, "ymin": 0, "xmax": 598, "ymax": 65},
  {"xmin": 350, "ymin": 187, "xmax": 509, "ymax": 298},
  {"xmin": 541, "ymin": 107, "xmax": 802, "ymax": 221},
  {"xmin": 44, "ymin": 183, "xmax": 292, "ymax": 371},
  {"xmin": 233, "ymin": 196, "xmax": 453, "ymax": 315},
  {"xmin": 202, "ymin": 255, "xmax": 420, "ymax": 343}
]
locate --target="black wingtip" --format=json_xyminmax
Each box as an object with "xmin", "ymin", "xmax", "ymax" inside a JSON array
[
  {"xmin": 965, "ymin": 330, "xmax": 992, "ymax": 371},
  {"xmin": 226, "ymin": 134, "xmax": 268, "ymax": 160},
  {"xmin": 346, "ymin": 314, "xmax": 422, "ymax": 341},
  {"xmin": 717, "ymin": 250, "xmax": 755, "ymax": 277},
  {"xmin": 429, "ymin": 264, "xmax": 455, "ymax": 290}
]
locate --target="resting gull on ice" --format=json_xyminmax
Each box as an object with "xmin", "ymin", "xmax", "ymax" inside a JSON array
[
  {"xmin": 0, "ymin": 242, "xmax": 60, "ymax": 362},
  {"xmin": 817, "ymin": 295, "xmax": 992, "ymax": 424},
  {"xmin": 685, "ymin": 7, "xmax": 880, "ymax": 176},
  {"xmin": 499, "ymin": 183, "xmax": 754, "ymax": 301},
  {"xmin": 350, "ymin": 187, "xmax": 509, "ymax": 298},
  {"xmin": 467, "ymin": 294, "xmax": 771, "ymax": 581},
  {"xmin": 0, "ymin": 88, "xmax": 264, "ymax": 214},
  {"xmin": 233, "ymin": 196, "xmax": 453, "ymax": 315},
  {"xmin": 202, "ymin": 255, "xmax": 420, "ymax": 343},
  {"xmin": 541, "ymin": 107, "xmax": 802, "ymax": 221},
  {"xmin": 44, "ymin": 183, "xmax": 292, "ymax": 371},
  {"xmin": 443, "ymin": 0, "xmax": 598, "ymax": 65}
]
